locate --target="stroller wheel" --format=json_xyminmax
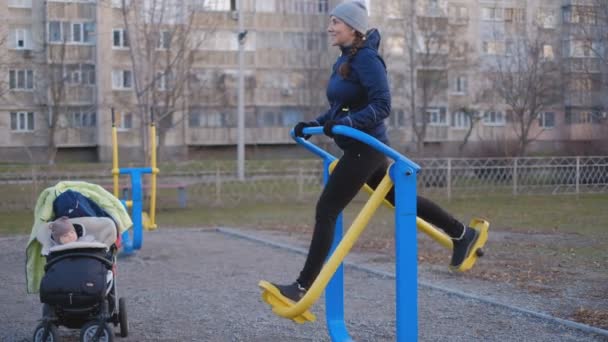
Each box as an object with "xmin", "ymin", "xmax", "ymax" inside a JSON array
[
  {"xmin": 80, "ymin": 321, "xmax": 113, "ymax": 342},
  {"xmin": 33, "ymin": 322, "xmax": 59, "ymax": 342},
  {"xmin": 119, "ymin": 297, "xmax": 129, "ymax": 337}
]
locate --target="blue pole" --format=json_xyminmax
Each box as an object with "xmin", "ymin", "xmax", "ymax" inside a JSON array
[
  {"xmin": 118, "ymin": 167, "xmax": 153, "ymax": 254},
  {"xmin": 391, "ymin": 162, "xmax": 418, "ymax": 341},
  {"xmin": 120, "ymin": 199, "xmax": 134, "ymax": 256},
  {"xmin": 323, "ymin": 158, "xmax": 354, "ymax": 342}
]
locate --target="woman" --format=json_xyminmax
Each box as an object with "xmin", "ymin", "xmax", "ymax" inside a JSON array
[{"xmin": 271, "ymin": 0, "xmax": 483, "ymax": 302}]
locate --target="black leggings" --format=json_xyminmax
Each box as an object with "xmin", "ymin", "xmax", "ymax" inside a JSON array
[{"xmin": 297, "ymin": 142, "xmax": 464, "ymax": 289}]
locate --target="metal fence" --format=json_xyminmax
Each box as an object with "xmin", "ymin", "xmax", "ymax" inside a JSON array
[{"xmin": 1, "ymin": 156, "xmax": 607, "ymax": 211}]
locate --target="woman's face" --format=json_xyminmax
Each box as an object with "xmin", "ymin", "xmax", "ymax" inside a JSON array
[{"xmin": 327, "ymin": 16, "xmax": 356, "ymax": 47}]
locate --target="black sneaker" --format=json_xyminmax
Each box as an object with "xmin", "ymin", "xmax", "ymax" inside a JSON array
[
  {"xmin": 272, "ymin": 281, "xmax": 307, "ymax": 303},
  {"xmin": 450, "ymin": 227, "xmax": 480, "ymax": 270}
]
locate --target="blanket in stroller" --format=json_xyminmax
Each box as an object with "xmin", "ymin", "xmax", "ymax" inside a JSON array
[{"xmin": 26, "ymin": 181, "xmax": 133, "ymax": 294}]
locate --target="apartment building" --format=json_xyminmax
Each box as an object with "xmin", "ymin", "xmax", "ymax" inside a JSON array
[{"xmin": 0, "ymin": 0, "xmax": 606, "ymax": 163}]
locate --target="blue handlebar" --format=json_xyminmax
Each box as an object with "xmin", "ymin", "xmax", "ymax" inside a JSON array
[{"xmin": 291, "ymin": 125, "xmax": 420, "ymax": 172}]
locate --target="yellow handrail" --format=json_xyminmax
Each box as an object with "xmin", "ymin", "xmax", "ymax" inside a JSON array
[{"xmin": 112, "ymin": 114, "xmax": 119, "ymax": 198}]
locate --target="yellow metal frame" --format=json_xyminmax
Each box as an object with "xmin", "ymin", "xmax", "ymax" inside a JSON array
[{"xmin": 259, "ymin": 173, "xmax": 394, "ymax": 322}]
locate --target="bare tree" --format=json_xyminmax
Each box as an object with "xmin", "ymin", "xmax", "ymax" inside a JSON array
[
  {"xmin": 388, "ymin": 0, "xmax": 449, "ymax": 154},
  {"xmin": 119, "ymin": 0, "xmax": 211, "ymax": 162},
  {"xmin": 489, "ymin": 29, "xmax": 562, "ymax": 156},
  {"xmin": 0, "ymin": 34, "xmax": 8, "ymax": 98}
]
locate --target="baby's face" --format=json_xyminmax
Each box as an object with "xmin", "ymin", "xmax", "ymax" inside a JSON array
[{"xmin": 59, "ymin": 230, "xmax": 78, "ymax": 244}]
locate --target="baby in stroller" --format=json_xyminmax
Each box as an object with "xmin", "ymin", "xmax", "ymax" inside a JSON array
[{"xmin": 33, "ymin": 216, "xmax": 128, "ymax": 342}]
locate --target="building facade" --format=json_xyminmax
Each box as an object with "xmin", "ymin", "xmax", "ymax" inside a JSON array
[{"xmin": 0, "ymin": 0, "xmax": 606, "ymax": 163}]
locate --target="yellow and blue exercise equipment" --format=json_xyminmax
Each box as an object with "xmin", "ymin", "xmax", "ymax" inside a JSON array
[
  {"xmin": 111, "ymin": 108, "xmax": 159, "ymax": 255},
  {"xmin": 259, "ymin": 125, "xmax": 489, "ymax": 341}
]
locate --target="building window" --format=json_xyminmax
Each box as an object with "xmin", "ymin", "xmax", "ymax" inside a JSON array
[
  {"xmin": 9, "ymin": 69, "xmax": 34, "ymax": 90},
  {"xmin": 200, "ymin": 0, "xmax": 235, "ymax": 11},
  {"xmin": 538, "ymin": 112, "xmax": 555, "ymax": 128},
  {"xmin": 481, "ymin": 7, "xmax": 503, "ymax": 21},
  {"xmin": 540, "ymin": 44, "xmax": 553, "ymax": 60},
  {"xmin": 453, "ymin": 75, "xmax": 467, "ymax": 94},
  {"xmin": 69, "ymin": 111, "xmax": 97, "ymax": 128},
  {"xmin": 63, "ymin": 64, "xmax": 96, "ymax": 85},
  {"xmin": 8, "ymin": 0, "xmax": 32, "ymax": 7},
  {"xmin": 318, "ymin": 0, "xmax": 329, "ymax": 13},
  {"xmin": 49, "ymin": 21, "xmax": 62, "ymax": 42},
  {"xmin": 281, "ymin": 109, "xmax": 303, "ymax": 127},
  {"xmin": 482, "ymin": 41, "xmax": 506, "ymax": 55},
  {"xmin": 116, "ymin": 112, "xmax": 133, "ymax": 130},
  {"xmin": 504, "ymin": 8, "xmax": 525, "ymax": 22},
  {"xmin": 452, "ymin": 111, "xmax": 471, "ymax": 129},
  {"xmin": 112, "ymin": 70, "xmax": 133, "ymax": 89},
  {"xmin": 483, "ymin": 111, "xmax": 505, "ymax": 126},
  {"xmin": 113, "ymin": 29, "xmax": 129, "ymax": 48},
  {"xmin": 537, "ymin": 9, "xmax": 556, "ymax": 29},
  {"xmin": 426, "ymin": 108, "xmax": 447, "ymax": 126},
  {"xmin": 188, "ymin": 112, "xmax": 201, "ymax": 127},
  {"xmin": 157, "ymin": 31, "xmax": 171, "ymax": 49},
  {"xmin": 48, "ymin": 21, "xmax": 94, "ymax": 43},
  {"xmin": 156, "ymin": 72, "xmax": 167, "ymax": 91},
  {"xmin": 13, "ymin": 28, "xmax": 31, "ymax": 49},
  {"xmin": 10, "ymin": 112, "xmax": 34, "ymax": 131}
]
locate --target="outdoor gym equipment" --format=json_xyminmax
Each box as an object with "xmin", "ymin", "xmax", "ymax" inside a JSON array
[
  {"xmin": 259, "ymin": 125, "xmax": 489, "ymax": 341},
  {"xmin": 111, "ymin": 108, "xmax": 159, "ymax": 255}
]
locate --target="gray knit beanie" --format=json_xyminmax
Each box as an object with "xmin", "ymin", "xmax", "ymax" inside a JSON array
[{"xmin": 330, "ymin": 0, "xmax": 369, "ymax": 35}]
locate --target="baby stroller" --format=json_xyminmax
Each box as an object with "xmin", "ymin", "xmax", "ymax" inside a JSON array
[{"xmin": 32, "ymin": 216, "xmax": 128, "ymax": 342}]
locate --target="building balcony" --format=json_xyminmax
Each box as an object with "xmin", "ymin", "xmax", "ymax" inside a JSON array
[
  {"xmin": 187, "ymin": 127, "xmax": 293, "ymax": 145},
  {"xmin": 55, "ymin": 127, "xmax": 97, "ymax": 147}
]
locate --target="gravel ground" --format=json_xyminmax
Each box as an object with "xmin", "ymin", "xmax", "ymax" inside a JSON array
[{"xmin": 1, "ymin": 228, "xmax": 607, "ymax": 342}]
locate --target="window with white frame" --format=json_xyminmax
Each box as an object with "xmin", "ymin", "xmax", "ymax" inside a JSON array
[
  {"xmin": 452, "ymin": 111, "xmax": 471, "ymax": 129},
  {"xmin": 156, "ymin": 72, "xmax": 168, "ymax": 91},
  {"xmin": 10, "ymin": 111, "xmax": 34, "ymax": 131},
  {"xmin": 538, "ymin": 112, "xmax": 555, "ymax": 128},
  {"xmin": 8, "ymin": 0, "xmax": 32, "ymax": 8},
  {"xmin": 188, "ymin": 112, "xmax": 201, "ymax": 127},
  {"xmin": 385, "ymin": 37, "xmax": 405, "ymax": 55},
  {"xmin": 255, "ymin": 0, "xmax": 275, "ymax": 12},
  {"xmin": 483, "ymin": 111, "xmax": 505, "ymax": 126},
  {"xmin": 49, "ymin": 21, "xmax": 63, "ymax": 42},
  {"xmin": 9, "ymin": 69, "xmax": 34, "ymax": 90},
  {"xmin": 481, "ymin": 7, "xmax": 503, "ymax": 21},
  {"xmin": 453, "ymin": 75, "xmax": 467, "ymax": 94},
  {"xmin": 13, "ymin": 28, "xmax": 31, "ymax": 49},
  {"xmin": 63, "ymin": 64, "xmax": 95, "ymax": 85},
  {"xmin": 112, "ymin": 70, "xmax": 132, "ymax": 89},
  {"xmin": 69, "ymin": 110, "xmax": 96, "ymax": 128},
  {"xmin": 48, "ymin": 21, "xmax": 94, "ymax": 43},
  {"xmin": 542, "ymin": 44, "xmax": 554, "ymax": 60},
  {"xmin": 116, "ymin": 112, "xmax": 133, "ymax": 130},
  {"xmin": 197, "ymin": 0, "xmax": 235, "ymax": 11},
  {"xmin": 113, "ymin": 29, "xmax": 129, "ymax": 48},
  {"xmin": 482, "ymin": 41, "xmax": 504, "ymax": 55},
  {"xmin": 111, "ymin": 0, "xmax": 131, "ymax": 7},
  {"xmin": 537, "ymin": 9, "xmax": 556, "ymax": 29},
  {"xmin": 157, "ymin": 31, "xmax": 171, "ymax": 49},
  {"xmin": 426, "ymin": 108, "xmax": 447, "ymax": 126}
]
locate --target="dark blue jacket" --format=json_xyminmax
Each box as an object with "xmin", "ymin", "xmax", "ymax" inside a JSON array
[{"xmin": 314, "ymin": 29, "xmax": 391, "ymax": 149}]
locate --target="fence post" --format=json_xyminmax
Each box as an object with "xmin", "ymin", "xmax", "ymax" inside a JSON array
[
  {"xmin": 576, "ymin": 156, "xmax": 580, "ymax": 194},
  {"xmin": 446, "ymin": 158, "xmax": 452, "ymax": 200},
  {"xmin": 513, "ymin": 158, "xmax": 518, "ymax": 196},
  {"xmin": 215, "ymin": 166, "xmax": 222, "ymax": 204}
]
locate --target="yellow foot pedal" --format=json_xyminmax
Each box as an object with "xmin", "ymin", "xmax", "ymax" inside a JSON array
[
  {"xmin": 258, "ymin": 280, "xmax": 316, "ymax": 324},
  {"xmin": 452, "ymin": 218, "xmax": 490, "ymax": 272}
]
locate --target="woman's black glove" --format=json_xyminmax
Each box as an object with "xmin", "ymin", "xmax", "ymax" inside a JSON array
[
  {"xmin": 293, "ymin": 121, "xmax": 317, "ymax": 139},
  {"xmin": 323, "ymin": 120, "xmax": 338, "ymax": 138}
]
